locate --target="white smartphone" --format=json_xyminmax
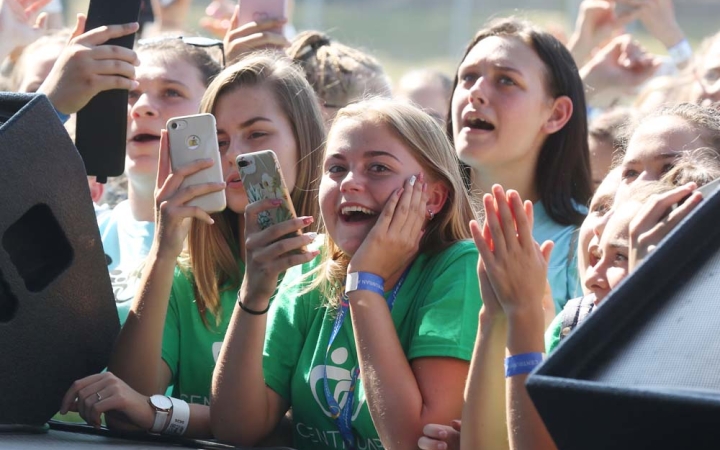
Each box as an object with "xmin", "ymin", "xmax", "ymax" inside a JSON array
[
  {"xmin": 166, "ymin": 114, "xmax": 226, "ymax": 213},
  {"xmin": 238, "ymin": 0, "xmax": 287, "ymax": 34}
]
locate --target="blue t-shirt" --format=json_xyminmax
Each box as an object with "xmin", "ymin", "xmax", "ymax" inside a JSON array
[
  {"xmin": 532, "ymin": 202, "xmax": 582, "ymax": 313},
  {"xmin": 97, "ymin": 200, "xmax": 155, "ymax": 324}
]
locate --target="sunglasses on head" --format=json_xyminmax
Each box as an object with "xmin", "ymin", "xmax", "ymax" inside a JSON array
[{"xmin": 137, "ymin": 36, "xmax": 226, "ymax": 68}]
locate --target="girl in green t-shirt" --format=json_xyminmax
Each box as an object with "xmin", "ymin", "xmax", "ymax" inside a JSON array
[
  {"xmin": 60, "ymin": 53, "xmax": 326, "ymax": 438},
  {"xmin": 211, "ymin": 98, "xmax": 482, "ymax": 449}
]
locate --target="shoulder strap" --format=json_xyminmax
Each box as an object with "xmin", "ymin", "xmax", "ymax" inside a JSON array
[
  {"xmin": 577, "ymin": 294, "xmax": 596, "ymax": 325},
  {"xmin": 560, "ymin": 295, "xmax": 596, "ymax": 341},
  {"xmin": 560, "ymin": 297, "xmax": 582, "ymax": 341}
]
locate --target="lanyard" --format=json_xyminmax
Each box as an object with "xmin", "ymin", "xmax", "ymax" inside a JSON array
[{"xmin": 322, "ymin": 269, "xmax": 409, "ymax": 450}]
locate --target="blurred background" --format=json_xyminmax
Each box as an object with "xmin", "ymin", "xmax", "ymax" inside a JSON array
[{"xmin": 63, "ymin": 0, "xmax": 720, "ymax": 83}]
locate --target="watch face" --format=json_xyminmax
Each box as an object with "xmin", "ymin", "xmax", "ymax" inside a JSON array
[{"xmin": 150, "ymin": 395, "xmax": 173, "ymax": 411}]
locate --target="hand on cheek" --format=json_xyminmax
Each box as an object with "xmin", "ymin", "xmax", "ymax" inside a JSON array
[{"xmin": 348, "ymin": 172, "xmax": 429, "ymax": 279}]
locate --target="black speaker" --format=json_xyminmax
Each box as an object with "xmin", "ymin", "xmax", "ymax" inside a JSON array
[
  {"xmin": 0, "ymin": 93, "xmax": 119, "ymax": 425},
  {"xmin": 527, "ymin": 182, "xmax": 720, "ymax": 449}
]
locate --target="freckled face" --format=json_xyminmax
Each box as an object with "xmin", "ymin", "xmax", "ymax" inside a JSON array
[{"xmin": 319, "ymin": 118, "xmax": 424, "ymax": 256}]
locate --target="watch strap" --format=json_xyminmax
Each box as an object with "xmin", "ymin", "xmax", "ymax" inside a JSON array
[{"xmin": 148, "ymin": 395, "xmax": 172, "ymax": 434}]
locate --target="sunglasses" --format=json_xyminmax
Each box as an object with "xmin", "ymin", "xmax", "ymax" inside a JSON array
[{"xmin": 137, "ymin": 36, "xmax": 226, "ymax": 68}]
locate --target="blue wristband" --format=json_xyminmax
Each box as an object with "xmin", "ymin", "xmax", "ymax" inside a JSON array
[
  {"xmin": 345, "ymin": 272, "xmax": 385, "ymax": 296},
  {"xmin": 505, "ymin": 352, "xmax": 545, "ymax": 377},
  {"xmin": 53, "ymin": 105, "xmax": 70, "ymax": 124}
]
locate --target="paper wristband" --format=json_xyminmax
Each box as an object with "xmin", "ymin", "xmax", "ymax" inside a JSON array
[
  {"xmin": 505, "ymin": 352, "xmax": 545, "ymax": 378},
  {"xmin": 164, "ymin": 397, "xmax": 190, "ymax": 436},
  {"xmin": 668, "ymin": 39, "xmax": 693, "ymax": 67},
  {"xmin": 345, "ymin": 272, "xmax": 385, "ymax": 296}
]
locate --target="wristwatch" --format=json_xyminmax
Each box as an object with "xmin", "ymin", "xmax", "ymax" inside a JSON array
[{"xmin": 147, "ymin": 395, "xmax": 173, "ymax": 434}]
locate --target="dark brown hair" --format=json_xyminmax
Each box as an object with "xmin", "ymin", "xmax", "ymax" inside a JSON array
[{"xmin": 446, "ymin": 18, "xmax": 592, "ymax": 227}]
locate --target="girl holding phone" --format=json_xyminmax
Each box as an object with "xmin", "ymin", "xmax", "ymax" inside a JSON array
[
  {"xmin": 60, "ymin": 53, "xmax": 325, "ymax": 439},
  {"xmin": 211, "ymin": 98, "xmax": 482, "ymax": 449}
]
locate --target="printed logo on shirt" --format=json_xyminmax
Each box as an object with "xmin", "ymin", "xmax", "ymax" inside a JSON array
[
  {"xmin": 109, "ymin": 264, "xmax": 143, "ymax": 303},
  {"xmin": 295, "ymin": 422, "xmax": 385, "ymax": 449},
  {"xmin": 308, "ymin": 346, "xmax": 365, "ymax": 420}
]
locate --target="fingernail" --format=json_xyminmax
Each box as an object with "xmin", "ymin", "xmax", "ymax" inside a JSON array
[
  {"xmin": 305, "ymin": 232, "xmax": 318, "ymax": 241},
  {"xmin": 271, "ymin": 199, "xmax": 283, "ymax": 205},
  {"xmin": 303, "ymin": 216, "xmax": 314, "ymax": 225},
  {"xmin": 408, "ymin": 175, "xmax": 417, "ymax": 186}
]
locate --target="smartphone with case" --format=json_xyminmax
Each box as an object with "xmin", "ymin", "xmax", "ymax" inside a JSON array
[
  {"xmin": 75, "ymin": 0, "xmax": 142, "ymax": 183},
  {"xmin": 236, "ymin": 150, "xmax": 300, "ymax": 238},
  {"xmin": 166, "ymin": 114, "xmax": 226, "ymax": 213},
  {"xmin": 238, "ymin": 0, "xmax": 287, "ymax": 34}
]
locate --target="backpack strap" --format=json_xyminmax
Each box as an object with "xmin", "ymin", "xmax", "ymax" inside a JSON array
[{"xmin": 559, "ymin": 294, "xmax": 597, "ymax": 341}]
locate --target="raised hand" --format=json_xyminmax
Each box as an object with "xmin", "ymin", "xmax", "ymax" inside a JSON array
[
  {"xmin": 153, "ymin": 130, "xmax": 226, "ymax": 260},
  {"xmin": 580, "ymin": 34, "xmax": 661, "ymax": 107},
  {"xmin": 223, "ymin": 5, "xmax": 288, "ymax": 64},
  {"xmin": 629, "ymin": 182, "xmax": 700, "ymax": 270},
  {"xmin": 0, "ymin": 0, "xmax": 50, "ymax": 60},
  {"xmin": 240, "ymin": 201, "xmax": 318, "ymax": 307},
  {"xmin": 473, "ymin": 185, "xmax": 553, "ymax": 318},
  {"xmin": 347, "ymin": 173, "xmax": 429, "ymax": 280},
  {"xmin": 199, "ymin": 0, "xmax": 235, "ymax": 38},
  {"xmin": 567, "ymin": 0, "xmax": 642, "ymax": 66},
  {"xmin": 37, "ymin": 15, "xmax": 140, "ymax": 115},
  {"xmin": 637, "ymin": 0, "xmax": 685, "ymax": 50}
]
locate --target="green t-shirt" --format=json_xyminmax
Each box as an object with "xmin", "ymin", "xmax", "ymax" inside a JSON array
[
  {"xmin": 262, "ymin": 240, "xmax": 482, "ymax": 450},
  {"xmin": 545, "ymin": 312, "xmax": 564, "ymax": 354},
  {"xmin": 161, "ymin": 261, "xmax": 245, "ymax": 405}
]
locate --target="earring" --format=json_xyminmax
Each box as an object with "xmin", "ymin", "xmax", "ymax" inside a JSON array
[{"xmin": 428, "ymin": 209, "xmax": 435, "ymax": 220}]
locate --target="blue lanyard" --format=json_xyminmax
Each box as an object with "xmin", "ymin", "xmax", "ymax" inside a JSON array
[{"xmin": 322, "ymin": 270, "xmax": 409, "ymax": 450}]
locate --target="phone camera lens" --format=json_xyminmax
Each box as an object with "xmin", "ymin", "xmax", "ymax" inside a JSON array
[{"xmin": 171, "ymin": 122, "xmax": 178, "ymax": 130}]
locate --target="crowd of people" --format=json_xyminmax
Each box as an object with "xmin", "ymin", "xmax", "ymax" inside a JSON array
[{"xmin": 2, "ymin": 0, "xmax": 720, "ymax": 448}]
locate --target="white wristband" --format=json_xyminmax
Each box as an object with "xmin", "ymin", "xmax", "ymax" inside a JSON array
[
  {"xmin": 667, "ymin": 39, "xmax": 693, "ymax": 67},
  {"xmin": 163, "ymin": 397, "xmax": 190, "ymax": 436}
]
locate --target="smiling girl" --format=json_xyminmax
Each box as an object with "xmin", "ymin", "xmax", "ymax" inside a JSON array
[{"xmin": 211, "ymin": 98, "xmax": 481, "ymax": 449}]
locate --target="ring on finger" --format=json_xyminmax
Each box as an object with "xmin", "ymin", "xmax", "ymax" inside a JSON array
[{"xmin": 96, "ymin": 392, "xmax": 102, "ymax": 402}]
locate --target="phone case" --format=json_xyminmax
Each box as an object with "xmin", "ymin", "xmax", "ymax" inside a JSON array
[
  {"xmin": 238, "ymin": 0, "xmax": 287, "ymax": 33},
  {"xmin": 166, "ymin": 114, "xmax": 226, "ymax": 213},
  {"xmin": 236, "ymin": 150, "xmax": 298, "ymax": 231},
  {"xmin": 75, "ymin": 0, "xmax": 142, "ymax": 182}
]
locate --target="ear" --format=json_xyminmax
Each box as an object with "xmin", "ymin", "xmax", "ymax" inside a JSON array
[
  {"xmin": 426, "ymin": 180, "xmax": 450, "ymax": 219},
  {"xmin": 542, "ymin": 95, "xmax": 573, "ymax": 135}
]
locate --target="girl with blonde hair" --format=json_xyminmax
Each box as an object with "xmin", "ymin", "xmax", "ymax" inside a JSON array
[
  {"xmin": 211, "ymin": 98, "xmax": 482, "ymax": 449},
  {"xmin": 60, "ymin": 52, "xmax": 325, "ymax": 439}
]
